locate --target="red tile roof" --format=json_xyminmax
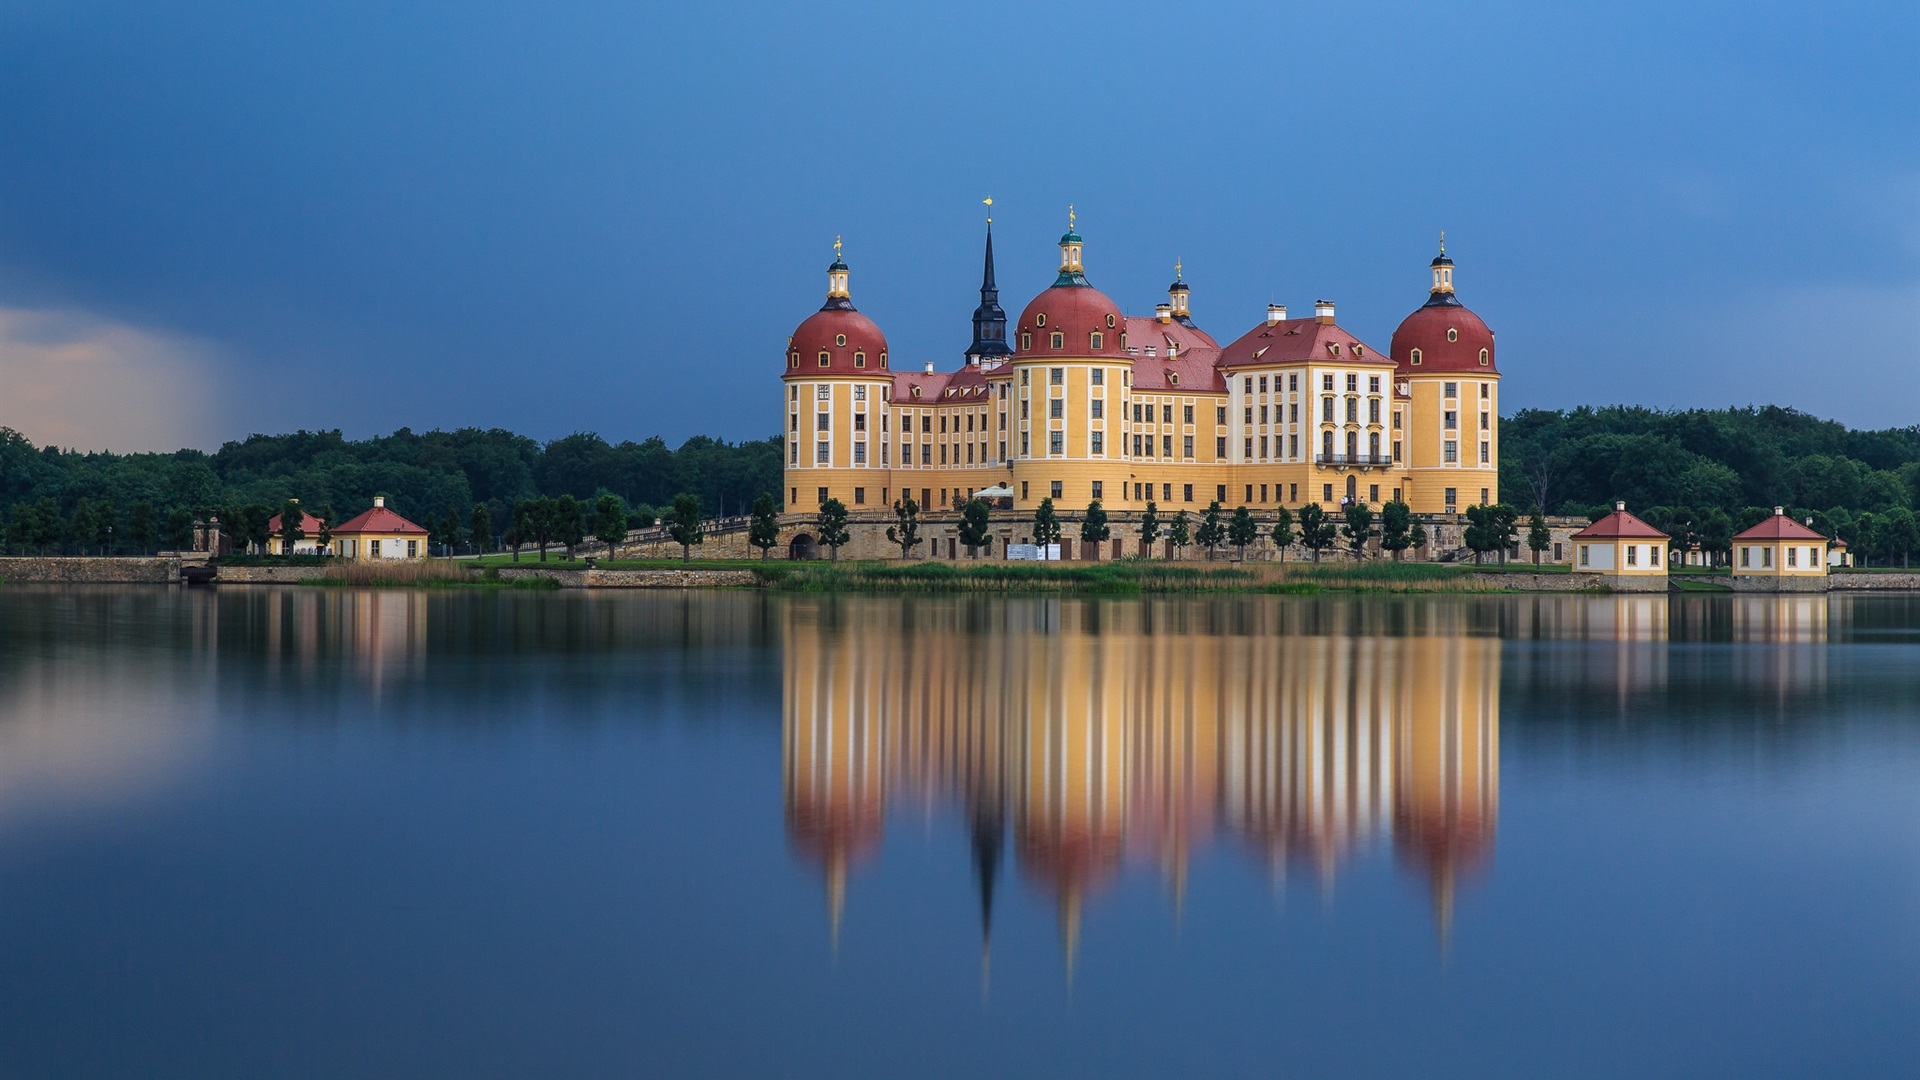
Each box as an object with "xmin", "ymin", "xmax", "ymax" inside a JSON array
[
  {"xmin": 1216, "ymin": 317, "xmax": 1394, "ymax": 370},
  {"xmin": 264, "ymin": 510, "xmax": 328, "ymax": 536},
  {"xmin": 334, "ymin": 504, "xmax": 427, "ymax": 535},
  {"xmin": 1732, "ymin": 510, "xmax": 1827, "ymax": 542},
  {"xmin": 1391, "ymin": 301, "xmax": 1498, "ymax": 375},
  {"xmin": 1571, "ymin": 507, "xmax": 1669, "ymax": 540}
]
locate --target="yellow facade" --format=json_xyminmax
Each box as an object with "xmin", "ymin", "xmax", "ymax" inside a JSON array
[
  {"xmin": 782, "ymin": 234, "xmax": 1503, "ymax": 520},
  {"xmin": 1731, "ymin": 510, "xmax": 1829, "ymax": 578},
  {"xmin": 332, "ymin": 531, "xmax": 425, "ymax": 561}
]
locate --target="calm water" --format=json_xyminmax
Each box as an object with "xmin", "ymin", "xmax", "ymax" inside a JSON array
[{"xmin": 2, "ymin": 587, "xmax": 1917, "ymax": 1078}]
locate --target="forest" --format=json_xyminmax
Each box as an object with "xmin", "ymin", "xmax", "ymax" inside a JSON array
[
  {"xmin": 0, "ymin": 426, "xmax": 780, "ymax": 554},
  {"xmin": 2, "ymin": 403, "xmax": 1918, "ymax": 562}
]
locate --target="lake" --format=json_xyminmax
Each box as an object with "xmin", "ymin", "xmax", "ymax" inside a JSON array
[{"xmin": 1, "ymin": 586, "xmax": 1916, "ymax": 1077}]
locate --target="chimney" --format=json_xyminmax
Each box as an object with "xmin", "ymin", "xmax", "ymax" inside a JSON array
[
  {"xmin": 1773, "ymin": 506, "xmax": 1784, "ymax": 516},
  {"xmin": 1314, "ymin": 300, "xmax": 1336, "ymax": 325},
  {"xmin": 1615, "ymin": 501, "xmax": 1625, "ymax": 512},
  {"xmin": 1155, "ymin": 303, "xmax": 1173, "ymax": 323},
  {"xmin": 1265, "ymin": 304, "xmax": 1287, "ymax": 325},
  {"xmin": 924, "ymin": 361, "xmax": 935, "ymax": 373},
  {"xmin": 374, "ymin": 496, "xmax": 386, "ymax": 509},
  {"xmin": 289, "ymin": 497, "xmax": 299, "ymax": 504}
]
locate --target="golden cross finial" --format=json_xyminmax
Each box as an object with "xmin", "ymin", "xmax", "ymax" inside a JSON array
[
  {"xmin": 1439, "ymin": 229, "xmax": 1446, "ymax": 255},
  {"xmin": 1068, "ymin": 204, "xmax": 1075, "ymax": 231},
  {"xmin": 834, "ymin": 234, "xmax": 843, "ymax": 261},
  {"xmin": 983, "ymin": 196, "xmax": 992, "ymax": 224},
  {"xmin": 1175, "ymin": 257, "xmax": 1183, "ymax": 281}
]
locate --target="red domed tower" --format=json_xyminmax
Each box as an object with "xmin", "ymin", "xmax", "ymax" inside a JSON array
[
  {"xmin": 1388, "ymin": 237, "xmax": 1502, "ymax": 516},
  {"xmin": 1007, "ymin": 211, "xmax": 1129, "ymax": 511},
  {"xmin": 782, "ymin": 240, "xmax": 892, "ymax": 519}
]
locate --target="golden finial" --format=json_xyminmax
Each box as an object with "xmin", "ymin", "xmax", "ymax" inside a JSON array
[
  {"xmin": 1439, "ymin": 230, "xmax": 1446, "ymax": 255},
  {"xmin": 834, "ymin": 234, "xmax": 843, "ymax": 261},
  {"xmin": 1175, "ymin": 257, "xmax": 1183, "ymax": 282},
  {"xmin": 983, "ymin": 196, "xmax": 992, "ymax": 224},
  {"xmin": 1068, "ymin": 204, "xmax": 1075, "ymax": 232}
]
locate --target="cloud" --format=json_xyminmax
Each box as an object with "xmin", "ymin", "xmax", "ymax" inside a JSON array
[{"xmin": 0, "ymin": 306, "xmax": 223, "ymax": 451}]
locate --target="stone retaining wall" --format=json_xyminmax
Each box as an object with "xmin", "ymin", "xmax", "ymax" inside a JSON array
[
  {"xmin": 1468, "ymin": 572, "xmax": 1611, "ymax": 592},
  {"xmin": 1829, "ymin": 573, "xmax": 1920, "ymax": 591},
  {"xmin": 487, "ymin": 567, "xmax": 762, "ymax": 588},
  {"xmin": 214, "ymin": 565, "xmax": 331, "ymax": 584},
  {"xmin": 0, "ymin": 557, "xmax": 182, "ymax": 583}
]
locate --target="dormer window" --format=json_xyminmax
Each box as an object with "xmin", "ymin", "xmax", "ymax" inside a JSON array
[
  {"xmin": 854, "ymin": 351, "xmax": 866, "ymax": 368},
  {"xmin": 879, "ymin": 351, "xmax": 888, "ymax": 369},
  {"xmin": 1479, "ymin": 347, "xmax": 1490, "ymax": 365},
  {"xmin": 1168, "ymin": 373, "xmax": 1179, "ymax": 386},
  {"xmin": 789, "ymin": 352, "xmax": 799, "ymax": 369},
  {"xmin": 1050, "ymin": 332, "xmax": 1064, "ymax": 349},
  {"xmin": 1089, "ymin": 331, "xmax": 1104, "ymax": 350},
  {"xmin": 1410, "ymin": 348, "xmax": 1423, "ymax": 366},
  {"xmin": 1106, "ymin": 314, "xmax": 1117, "ymax": 328},
  {"xmin": 1447, "ymin": 328, "xmax": 1458, "ymax": 342},
  {"xmin": 1035, "ymin": 314, "xmax": 1047, "ymax": 327},
  {"xmin": 836, "ymin": 334, "xmax": 848, "ymax": 347},
  {"xmin": 1326, "ymin": 343, "xmax": 1340, "ymax": 356},
  {"xmin": 911, "ymin": 386, "xmax": 922, "ymax": 399},
  {"xmin": 818, "ymin": 351, "xmax": 830, "ymax": 367},
  {"xmin": 1020, "ymin": 332, "xmax": 1032, "ymax": 350},
  {"xmin": 1353, "ymin": 344, "xmax": 1365, "ymax": 358}
]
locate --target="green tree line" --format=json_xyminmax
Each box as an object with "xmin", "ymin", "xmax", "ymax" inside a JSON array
[{"xmin": 0, "ymin": 426, "xmax": 781, "ymax": 555}]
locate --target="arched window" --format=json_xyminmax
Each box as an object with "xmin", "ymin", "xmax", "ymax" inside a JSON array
[
  {"xmin": 789, "ymin": 352, "xmax": 799, "ymax": 369},
  {"xmin": 854, "ymin": 351, "xmax": 866, "ymax": 368},
  {"xmin": 1020, "ymin": 332, "xmax": 1032, "ymax": 350},
  {"xmin": 1050, "ymin": 332, "xmax": 1064, "ymax": 349},
  {"xmin": 818, "ymin": 351, "xmax": 830, "ymax": 367},
  {"xmin": 1410, "ymin": 348, "xmax": 1422, "ymax": 366},
  {"xmin": 1089, "ymin": 331, "xmax": 1103, "ymax": 350},
  {"xmin": 1478, "ymin": 348, "xmax": 1489, "ymax": 365}
]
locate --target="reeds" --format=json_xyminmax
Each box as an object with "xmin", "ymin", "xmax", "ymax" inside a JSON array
[{"xmin": 313, "ymin": 559, "xmax": 484, "ymax": 588}]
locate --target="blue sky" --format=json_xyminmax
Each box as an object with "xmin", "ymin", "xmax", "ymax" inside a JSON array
[{"xmin": 1, "ymin": 0, "xmax": 1914, "ymax": 451}]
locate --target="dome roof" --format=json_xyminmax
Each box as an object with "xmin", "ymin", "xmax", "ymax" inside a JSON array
[
  {"xmin": 1391, "ymin": 299, "xmax": 1496, "ymax": 375},
  {"xmin": 1013, "ymin": 284, "xmax": 1125, "ymax": 360},
  {"xmin": 787, "ymin": 307, "xmax": 888, "ymax": 377}
]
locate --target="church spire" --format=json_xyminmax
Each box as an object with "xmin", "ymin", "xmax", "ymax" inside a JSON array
[{"xmin": 966, "ymin": 210, "xmax": 1012, "ymax": 363}]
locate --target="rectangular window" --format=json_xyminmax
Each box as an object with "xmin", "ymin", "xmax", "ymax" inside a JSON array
[
  {"xmin": 1162, "ymin": 435, "xmax": 1173, "ymax": 457},
  {"xmin": 1050, "ymin": 398, "xmax": 1064, "ymax": 419},
  {"xmin": 1444, "ymin": 441, "xmax": 1458, "ymax": 462},
  {"xmin": 817, "ymin": 385, "xmax": 831, "ymax": 400},
  {"xmin": 1627, "ymin": 545, "xmax": 1638, "ymax": 566},
  {"xmin": 1480, "ymin": 383, "xmax": 1490, "ymax": 399},
  {"xmin": 1245, "ymin": 438, "xmax": 1253, "ymax": 458},
  {"xmin": 1346, "ymin": 373, "xmax": 1358, "ymax": 392},
  {"xmin": 1091, "ymin": 432, "xmax": 1104, "ymax": 453},
  {"xmin": 1289, "ymin": 484, "xmax": 1297, "ymax": 502},
  {"xmin": 1184, "ymin": 404, "xmax": 1194, "ymax": 424},
  {"xmin": 1480, "ymin": 442, "xmax": 1490, "ymax": 463},
  {"xmin": 817, "ymin": 442, "xmax": 830, "ymax": 463},
  {"xmin": 1049, "ymin": 431, "xmax": 1064, "ymax": 454},
  {"xmin": 853, "ymin": 412, "xmax": 866, "ymax": 431},
  {"xmin": 1444, "ymin": 382, "xmax": 1458, "ymax": 398},
  {"xmin": 1289, "ymin": 434, "xmax": 1299, "ymax": 458},
  {"xmin": 1216, "ymin": 406, "xmax": 1226, "ymax": 425},
  {"xmin": 1580, "ymin": 545, "xmax": 1590, "ymax": 567},
  {"xmin": 881, "ymin": 443, "xmax": 889, "ymax": 464},
  {"xmin": 1246, "ymin": 484, "xmax": 1254, "ymax": 503},
  {"xmin": 1245, "ymin": 406, "xmax": 1254, "ymax": 424},
  {"xmin": 790, "ymin": 414, "xmax": 800, "ymax": 432},
  {"xmin": 1481, "ymin": 411, "xmax": 1490, "ymax": 431},
  {"xmin": 1369, "ymin": 375, "xmax": 1380, "ymax": 392},
  {"xmin": 1216, "ymin": 436, "xmax": 1226, "ymax": 457},
  {"xmin": 922, "ymin": 415, "xmax": 932, "ymax": 432},
  {"xmin": 1445, "ymin": 410, "xmax": 1458, "ymax": 429},
  {"xmin": 1322, "ymin": 398, "xmax": 1334, "ymax": 423},
  {"xmin": 1051, "ymin": 480, "xmax": 1063, "ymax": 498},
  {"xmin": 1369, "ymin": 484, "xmax": 1379, "ymax": 503},
  {"xmin": 1260, "ymin": 436, "xmax": 1268, "ymax": 458},
  {"xmin": 853, "ymin": 442, "xmax": 866, "ymax": 463},
  {"xmin": 407, "ymin": 540, "xmax": 418, "ymax": 557},
  {"xmin": 790, "ymin": 443, "xmax": 799, "ymax": 465},
  {"xmin": 1050, "ymin": 368, "xmax": 1065, "ymax": 384},
  {"xmin": 922, "ymin": 445, "xmax": 932, "ymax": 464},
  {"xmin": 1392, "ymin": 410, "xmax": 1402, "ymax": 430},
  {"xmin": 1740, "ymin": 547, "xmax": 1751, "ymax": 568},
  {"xmin": 1323, "ymin": 484, "xmax": 1333, "ymax": 502},
  {"xmin": 1322, "ymin": 374, "xmax": 1334, "ymax": 391},
  {"xmin": 1289, "ymin": 374, "xmax": 1298, "ymax": 391},
  {"xmin": 1164, "ymin": 483, "xmax": 1172, "ymax": 502},
  {"xmin": 1260, "ymin": 405, "xmax": 1269, "ymax": 424},
  {"xmin": 853, "ymin": 487, "xmax": 865, "ymax": 505},
  {"xmin": 1260, "ymin": 484, "xmax": 1268, "ymax": 503},
  {"xmin": 1787, "ymin": 547, "xmax": 1797, "ymax": 567},
  {"xmin": 1259, "ymin": 376, "xmax": 1268, "ymax": 392},
  {"xmin": 853, "ymin": 385, "xmax": 866, "ymax": 401},
  {"xmin": 939, "ymin": 445, "xmax": 947, "ymax": 464},
  {"xmin": 1369, "ymin": 399, "xmax": 1380, "ymax": 424},
  {"xmin": 1162, "ymin": 404, "xmax": 1173, "ymax": 423},
  {"xmin": 1183, "ymin": 435, "xmax": 1193, "ymax": 458},
  {"xmin": 1091, "ymin": 368, "xmax": 1104, "ymax": 385},
  {"xmin": 1091, "ymin": 480, "xmax": 1103, "ymax": 499},
  {"xmin": 1091, "ymin": 399, "xmax": 1103, "ymax": 419},
  {"xmin": 1346, "ymin": 398, "xmax": 1358, "ymax": 423},
  {"xmin": 1445, "ymin": 487, "xmax": 1457, "ymax": 508},
  {"xmin": 1051, "ymin": 332, "xmax": 1064, "ymax": 349},
  {"xmin": 1244, "ymin": 377, "xmax": 1254, "ymax": 393},
  {"xmin": 1651, "ymin": 546, "xmax": 1660, "ymax": 566},
  {"xmin": 1811, "ymin": 547, "xmax": 1820, "ymax": 567},
  {"xmin": 817, "ymin": 413, "xmax": 830, "ymax": 431}
]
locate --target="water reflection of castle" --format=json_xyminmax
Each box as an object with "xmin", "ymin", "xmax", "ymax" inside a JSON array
[{"xmin": 782, "ymin": 598, "xmax": 1500, "ymax": 961}]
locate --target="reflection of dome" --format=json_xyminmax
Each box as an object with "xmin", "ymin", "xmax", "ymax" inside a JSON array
[
  {"xmin": 1391, "ymin": 243, "xmax": 1497, "ymax": 374},
  {"xmin": 784, "ymin": 252, "xmax": 889, "ymax": 377}
]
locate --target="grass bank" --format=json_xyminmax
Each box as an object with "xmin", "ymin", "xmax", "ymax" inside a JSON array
[{"xmin": 306, "ymin": 560, "xmax": 559, "ymax": 589}]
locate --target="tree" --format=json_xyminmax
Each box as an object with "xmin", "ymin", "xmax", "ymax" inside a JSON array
[
  {"xmin": 666, "ymin": 493, "xmax": 704, "ymax": 562},
  {"xmin": 748, "ymin": 493, "xmax": 781, "ymax": 560},
  {"xmin": 1269, "ymin": 506, "xmax": 1295, "ymax": 561},
  {"xmin": 93, "ymin": 501, "xmax": 118, "ymax": 556},
  {"xmin": 1878, "ymin": 507, "xmax": 1918, "ymax": 569},
  {"xmin": 1138, "ymin": 501, "xmax": 1161, "ymax": 557},
  {"xmin": 514, "ymin": 496, "xmax": 555, "ymax": 560},
  {"xmin": 468, "ymin": 504, "xmax": 491, "ymax": 555},
  {"xmin": 1227, "ymin": 505, "xmax": 1258, "ymax": 561},
  {"xmin": 1341, "ymin": 502, "xmax": 1375, "ymax": 559},
  {"xmin": 1379, "ymin": 500, "xmax": 1415, "ymax": 561},
  {"xmin": 316, "ymin": 505, "xmax": 335, "ymax": 554},
  {"xmin": 165, "ymin": 506, "xmax": 195, "ymax": 552},
  {"xmin": 1168, "ymin": 510, "xmax": 1191, "ymax": 560},
  {"xmin": 553, "ymin": 494, "xmax": 586, "ymax": 558},
  {"xmin": 591, "ymin": 494, "xmax": 628, "ymax": 560},
  {"xmin": 1297, "ymin": 503, "xmax": 1337, "ymax": 562},
  {"xmin": 69, "ymin": 501, "xmax": 100, "ymax": 556},
  {"xmin": 1527, "ymin": 506, "xmax": 1551, "ymax": 565},
  {"xmin": 1195, "ymin": 500, "xmax": 1226, "ymax": 560},
  {"xmin": 1032, "ymin": 497, "xmax": 1062, "ymax": 556},
  {"xmin": 234, "ymin": 504, "xmax": 272, "ymax": 555},
  {"xmin": 1490, "ymin": 503, "xmax": 1520, "ymax": 564},
  {"xmin": 276, "ymin": 498, "xmax": 307, "ymax": 555},
  {"xmin": 1462, "ymin": 504, "xmax": 1498, "ymax": 565},
  {"xmin": 886, "ymin": 495, "xmax": 923, "ymax": 559},
  {"xmin": 958, "ymin": 498, "xmax": 991, "ymax": 556},
  {"xmin": 817, "ymin": 498, "xmax": 851, "ymax": 560},
  {"xmin": 127, "ymin": 501, "xmax": 156, "ymax": 555},
  {"xmin": 1080, "ymin": 499, "xmax": 1111, "ymax": 556},
  {"xmin": 437, "ymin": 509, "xmax": 465, "ymax": 557},
  {"xmin": 629, "ymin": 503, "xmax": 659, "ymax": 530}
]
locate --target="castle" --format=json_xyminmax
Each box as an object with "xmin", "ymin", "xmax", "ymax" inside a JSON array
[{"xmin": 781, "ymin": 215, "xmax": 1502, "ymax": 557}]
